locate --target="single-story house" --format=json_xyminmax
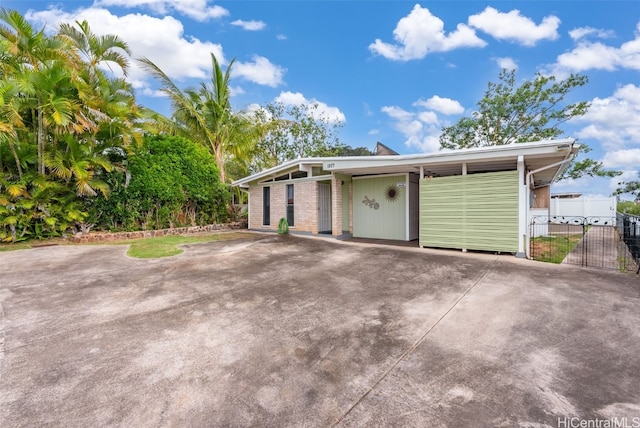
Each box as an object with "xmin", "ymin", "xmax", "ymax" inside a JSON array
[{"xmin": 232, "ymin": 139, "xmax": 580, "ymax": 258}]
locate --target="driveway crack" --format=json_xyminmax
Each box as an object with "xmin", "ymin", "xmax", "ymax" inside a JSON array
[{"xmin": 332, "ymin": 255, "xmax": 500, "ymax": 426}]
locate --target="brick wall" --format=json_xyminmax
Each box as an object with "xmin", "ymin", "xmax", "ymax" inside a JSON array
[
  {"xmin": 331, "ymin": 176, "xmax": 342, "ymax": 236},
  {"xmin": 293, "ymin": 180, "xmax": 318, "ymax": 233},
  {"xmin": 248, "ymin": 185, "xmax": 262, "ymax": 229},
  {"xmin": 248, "ymin": 180, "xmax": 318, "ymax": 234}
]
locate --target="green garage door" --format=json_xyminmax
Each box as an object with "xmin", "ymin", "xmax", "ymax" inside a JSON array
[{"xmin": 420, "ymin": 170, "xmax": 519, "ymax": 253}]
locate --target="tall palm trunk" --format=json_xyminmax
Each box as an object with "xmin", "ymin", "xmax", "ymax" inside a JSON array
[
  {"xmin": 214, "ymin": 143, "xmax": 226, "ymax": 183},
  {"xmin": 37, "ymin": 104, "xmax": 45, "ymax": 175},
  {"xmin": 7, "ymin": 138, "xmax": 22, "ymax": 179}
]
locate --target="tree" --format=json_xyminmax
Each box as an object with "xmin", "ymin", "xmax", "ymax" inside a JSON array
[
  {"xmin": 85, "ymin": 135, "xmax": 229, "ymax": 230},
  {"xmin": 139, "ymin": 53, "xmax": 258, "ymax": 183},
  {"xmin": 0, "ymin": 8, "xmax": 77, "ymax": 175},
  {"xmin": 58, "ymin": 20, "xmax": 130, "ymax": 85},
  {"xmin": 617, "ymin": 200, "xmax": 640, "ymax": 215},
  {"xmin": 439, "ymin": 69, "xmax": 620, "ymax": 179},
  {"xmin": 0, "ymin": 10, "xmax": 143, "ymax": 240},
  {"xmin": 250, "ymin": 101, "xmax": 343, "ymax": 171},
  {"xmin": 337, "ymin": 145, "xmax": 374, "ymax": 156},
  {"xmin": 615, "ymin": 172, "xmax": 640, "ymax": 201}
]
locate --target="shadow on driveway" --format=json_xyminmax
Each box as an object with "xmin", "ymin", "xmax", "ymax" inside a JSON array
[{"xmin": 0, "ymin": 234, "xmax": 639, "ymax": 427}]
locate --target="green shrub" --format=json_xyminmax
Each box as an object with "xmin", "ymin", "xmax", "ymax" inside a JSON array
[
  {"xmin": 86, "ymin": 135, "xmax": 229, "ymax": 230},
  {"xmin": 0, "ymin": 175, "xmax": 87, "ymax": 242},
  {"xmin": 278, "ymin": 217, "xmax": 289, "ymax": 234},
  {"xmin": 618, "ymin": 201, "xmax": 640, "ymax": 216}
]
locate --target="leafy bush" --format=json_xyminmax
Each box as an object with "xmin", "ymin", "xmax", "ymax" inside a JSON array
[
  {"xmin": 85, "ymin": 135, "xmax": 229, "ymax": 230},
  {"xmin": 618, "ymin": 201, "xmax": 640, "ymax": 216},
  {"xmin": 0, "ymin": 175, "xmax": 87, "ymax": 242}
]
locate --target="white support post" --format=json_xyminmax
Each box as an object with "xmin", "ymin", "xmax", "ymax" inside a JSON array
[
  {"xmin": 517, "ymin": 155, "xmax": 527, "ymax": 258},
  {"xmin": 420, "ymin": 165, "xmax": 424, "ymax": 180},
  {"xmin": 461, "ymin": 162, "xmax": 468, "ymax": 252}
]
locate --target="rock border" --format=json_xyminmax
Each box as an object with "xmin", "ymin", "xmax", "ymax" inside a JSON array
[{"xmin": 70, "ymin": 221, "xmax": 248, "ymax": 243}]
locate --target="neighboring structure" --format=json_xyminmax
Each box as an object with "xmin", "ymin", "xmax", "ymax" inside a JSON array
[
  {"xmin": 550, "ymin": 192, "xmax": 582, "ymax": 199},
  {"xmin": 550, "ymin": 195, "xmax": 617, "ymax": 219},
  {"xmin": 374, "ymin": 141, "xmax": 399, "ymax": 156},
  {"xmin": 233, "ymin": 139, "xmax": 580, "ymax": 257}
]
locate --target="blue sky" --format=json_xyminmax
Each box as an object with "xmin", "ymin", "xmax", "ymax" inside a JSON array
[{"xmin": 7, "ymin": 0, "xmax": 640, "ymax": 198}]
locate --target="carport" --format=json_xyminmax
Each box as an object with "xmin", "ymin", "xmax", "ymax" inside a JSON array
[{"xmin": 233, "ymin": 139, "xmax": 580, "ymax": 256}]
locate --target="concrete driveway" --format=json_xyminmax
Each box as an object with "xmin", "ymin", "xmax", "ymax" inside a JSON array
[{"xmin": 0, "ymin": 234, "xmax": 638, "ymax": 427}]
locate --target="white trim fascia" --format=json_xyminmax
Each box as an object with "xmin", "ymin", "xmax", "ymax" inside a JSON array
[
  {"xmin": 351, "ymin": 172, "xmax": 408, "ymax": 180},
  {"xmin": 255, "ymin": 175, "xmax": 334, "ymax": 186},
  {"xmin": 233, "ymin": 139, "xmax": 578, "ymax": 187}
]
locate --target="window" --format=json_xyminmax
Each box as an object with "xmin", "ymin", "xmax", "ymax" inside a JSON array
[
  {"xmin": 286, "ymin": 184, "xmax": 294, "ymax": 226},
  {"xmin": 263, "ymin": 186, "xmax": 270, "ymax": 225}
]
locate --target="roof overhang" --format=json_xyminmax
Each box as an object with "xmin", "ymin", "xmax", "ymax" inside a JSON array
[{"xmin": 232, "ymin": 139, "xmax": 579, "ymax": 188}]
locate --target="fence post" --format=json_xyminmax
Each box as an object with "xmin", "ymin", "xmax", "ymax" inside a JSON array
[{"xmin": 582, "ymin": 219, "xmax": 587, "ymax": 267}]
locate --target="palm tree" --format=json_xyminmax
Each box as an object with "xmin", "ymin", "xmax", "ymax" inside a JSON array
[
  {"xmin": 46, "ymin": 135, "xmax": 112, "ymax": 197},
  {"xmin": 0, "ymin": 76, "xmax": 24, "ymax": 178},
  {"xmin": 0, "ymin": 9, "xmax": 144, "ymax": 240},
  {"xmin": 139, "ymin": 53, "xmax": 258, "ymax": 183},
  {"xmin": 58, "ymin": 19, "xmax": 130, "ymax": 84},
  {"xmin": 0, "ymin": 8, "xmax": 81, "ymax": 175},
  {"xmin": 58, "ymin": 20, "xmax": 139, "ymax": 149}
]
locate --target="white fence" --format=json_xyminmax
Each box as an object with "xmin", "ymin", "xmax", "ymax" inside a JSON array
[{"xmin": 550, "ymin": 196, "xmax": 617, "ymax": 220}]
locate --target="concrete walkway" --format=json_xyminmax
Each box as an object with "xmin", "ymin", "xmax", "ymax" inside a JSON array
[{"xmin": 562, "ymin": 225, "xmax": 619, "ymax": 269}]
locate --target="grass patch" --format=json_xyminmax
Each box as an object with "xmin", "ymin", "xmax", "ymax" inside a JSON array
[
  {"xmin": 0, "ymin": 241, "xmax": 34, "ymax": 252},
  {"xmin": 530, "ymin": 234, "xmax": 583, "ymax": 263},
  {"xmin": 0, "ymin": 237, "xmax": 69, "ymax": 252},
  {"xmin": 0, "ymin": 232, "xmax": 254, "ymax": 258},
  {"xmin": 123, "ymin": 232, "xmax": 253, "ymax": 259}
]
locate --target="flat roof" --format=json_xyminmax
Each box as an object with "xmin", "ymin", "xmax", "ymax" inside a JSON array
[{"xmin": 233, "ymin": 139, "xmax": 579, "ymax": 188}]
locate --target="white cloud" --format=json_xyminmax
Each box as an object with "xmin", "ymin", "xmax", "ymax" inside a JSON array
[
  {"xmin": 369, "ymin": 4, "xmax": 486, "ymax": 61},
  {"xmin": 413, "ymin": 95, "xmax": 464, "ymax": 115},
  {"xmin": 569, "ymin": 26, "xmax": 615, "ymax": 41},
  {"xmin": 230, "ymin": 19, "xmax": 266, "ymax": 31},
  {"xmin": 496, "ymin": 57, "xmax": 518, "ymax": 70},
  {"xmin": 140, "ymin": 87, "xmax": 166, "ymax": 98},
  {"xmin": 274, "ymin": 91, "xmax": 346, "ymax": 124},
  {"xmin": 276, "ymin": 34, "xmax": 287, "ymax": 41},
  {"xmin": 381, "ymin": 104, "xmax": 445, "ymax": 153},
  {"xmin": 245, "ymin": 102, "xmax": 263, "ymax": 117},
  {"xmin": 234, "ymin": 55, "xmax": 285, "ymax": 87},
  {"xmin": 602, "ymin": 149, "xmax": 640, "ymax": 168},
  {"xmin": 368, "ymin": 129, "xmax": 380, "ymax": 135},
  {"xmin": 25, "ymin": 7, "xmax": 286, "ymax": 92},
  {"xmin": 26, "ymin": 7, "xmax": 225, "ymax": 88},
  {"xmin": 417, "ymin": 111, "xmax": 439, "ymax": 125},
  {"xmin": 94, "ymin": 0, "xmax": 228, "ymax": 21},
  {"xmin": 229, "ymin": 85, "xmax": 245, "ymax": 97},
  {"xmin": 573, "ymin": 84, "xmax": 640, "ymax": 150},
  {"xmin": 555, "ymin": 43, "xmax": 620, "ymax": 73},
  {"xmin": 548, "ymin": 23, "xmax": 640, "ymax": 77},
  {"xmin": 468, "ymin": 7, "xmax": 560, "ymax": 46},
  {"xmin": 381, "ymin": 106, "xmax": 413, "ymax": 121}
]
